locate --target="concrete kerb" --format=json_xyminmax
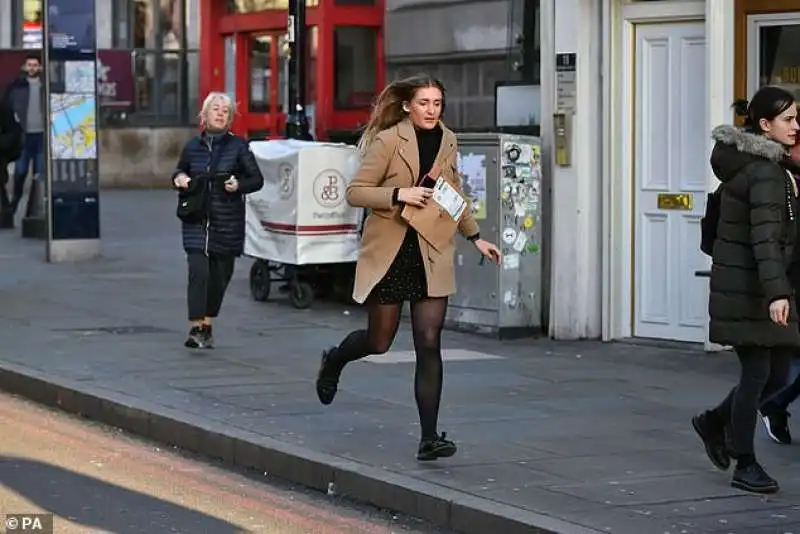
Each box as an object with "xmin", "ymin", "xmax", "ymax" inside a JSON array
[{"xmin": 0, "ymin": 360, "xmax": 602, "ymax": 534}]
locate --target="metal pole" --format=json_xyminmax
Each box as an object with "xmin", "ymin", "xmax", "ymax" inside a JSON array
[{"xmin": 285, "ymin": 0, "xmax": 312, "ymax": 140}]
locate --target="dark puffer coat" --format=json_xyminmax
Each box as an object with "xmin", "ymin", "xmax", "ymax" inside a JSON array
[
  {"xmin": 173, "ymin": 131, "xmax": 264, "ymax": 256},
  {"xmin": 708, "ymin": 125, "xmax": 800, "ymax": 348}
]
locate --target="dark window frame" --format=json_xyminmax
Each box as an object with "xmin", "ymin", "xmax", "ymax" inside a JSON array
[{"xmin": 107, "ymin": 0, "xmax": 197, "ymax": 128}]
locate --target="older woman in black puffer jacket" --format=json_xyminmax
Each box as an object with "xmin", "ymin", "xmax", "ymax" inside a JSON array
[{"xmin": 172, "ymin": 92, "xmax": 264, "ymax": 349}]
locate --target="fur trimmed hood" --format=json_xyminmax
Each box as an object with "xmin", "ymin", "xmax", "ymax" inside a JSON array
[{"xmin": 710, "ymin": 125, "xmax": 789, "ymax": 183}]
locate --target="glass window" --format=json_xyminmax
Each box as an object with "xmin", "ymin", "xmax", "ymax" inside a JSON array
[
  {"xmin": 113, "ymin": 0, "xmax": 131, "ymax": 48},
  {"xmin": 102, "ymin": 0, "xmax": 198, "ymax": 127},
  {"xmin": 227, "ymin": 0, "xmax": 318, "ymax": 13},
  {"xmin": 333, "ymin": 27, "xmax": 377, "ymax": 109},
  {"xmin": 134, "ymin": 52, "xmax": 157, "ymax": 114},
  {"xmin": 758, "ymin": 24, "xmax": 800, "ymax": 98},
  {"xmin": 158, "ymin": 51, "xmax": 183, "ymax": 120},
  {"xmin": 134, "ymin": 0, "xmax": 157, "ymax": 49},
  {"xmin": 187, "ymin": 50, "xmax": 200, "ymax": 122},
  {"xmin": 249, "ymin": 35, "xmax": 272, "ymax": 113},
  {"xmin": 160, "ymin": 0, "xmax": 185, "ymax": 50}
]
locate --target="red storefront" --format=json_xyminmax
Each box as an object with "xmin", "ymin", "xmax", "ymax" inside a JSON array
[{"xmin": 198, "ymin": 0, "xmax": 385, "ymax": 142}]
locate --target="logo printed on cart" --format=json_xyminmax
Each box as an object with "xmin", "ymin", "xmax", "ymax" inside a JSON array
[
  {"xmin": 278, "ymin": 162, "xmax": 295, "ymax": 200},
  {"xmin": 314, "ymin": 169, "xmax": 345, "ymax": 208}
]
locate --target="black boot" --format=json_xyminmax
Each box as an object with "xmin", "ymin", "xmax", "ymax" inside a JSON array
[
  {"xmin": 731, "ymin": 459, "xmax": 779, "ymax": 494},
  {"xmin": 417, "ymin": 432, "xmax": 457, "ymax": 461},
  {"xmin": 184, "ymin": 326, "xmax": 206, "ymax": 348},
  {"xmin": 316, "ymin": 347, "xmax": 343, "ymax": 405},
  {"xmin": 692, "ymin": 411, "xmax": 731, "ymax": 471},
  {"xmin": 0, "ymin": 185, "xmax": 13, "ymax": 229}
]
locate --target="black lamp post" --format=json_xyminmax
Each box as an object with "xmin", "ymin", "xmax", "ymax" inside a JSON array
[{"xmin": 285, "ymin": 0, "xmax": 313, "ymax": 140}]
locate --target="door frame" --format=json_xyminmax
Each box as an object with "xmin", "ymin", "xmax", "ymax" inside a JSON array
[{"xmin": 602, "ymin": 0, "xmax": 706, "ymax": 341}]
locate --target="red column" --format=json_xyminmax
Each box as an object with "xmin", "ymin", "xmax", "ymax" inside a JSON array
[
  {"xmin": 376, "ymin": 0, "xmax": 386, "ymax": 89},
  {"xmin": 199, "ymin": 0, "xmax": 225, "ymax": 104}
]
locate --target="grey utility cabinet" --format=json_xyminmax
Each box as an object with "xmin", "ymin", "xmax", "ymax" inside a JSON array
[{"xmin": 446, "ymin": 132, "xmax": 544, "ymax": 338}]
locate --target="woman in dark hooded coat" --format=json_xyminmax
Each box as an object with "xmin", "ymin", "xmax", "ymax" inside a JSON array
[{"xmin": 693, "ymin": 86, "xmax": 800, "ymax": 495}]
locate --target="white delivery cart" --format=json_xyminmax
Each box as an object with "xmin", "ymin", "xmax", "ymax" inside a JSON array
[{"xmin": 245, "ymin": 139, "xmax": 363, "ymax": 308}]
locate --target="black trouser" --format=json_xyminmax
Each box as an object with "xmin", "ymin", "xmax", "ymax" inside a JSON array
[
  {"xmin": 187, "ymin": 252, "xmax": 235, "ymax": 321},
  {"xmin": 0, "ymin": 161, "xmax": 10, "ymax": 209},
  {"xmin": 711, "ymin": 346, "xmax": 792, "ymax": 458},
  {"xmin": 762, "ymin": 369, "xmax": 800, "ymax": 412}
]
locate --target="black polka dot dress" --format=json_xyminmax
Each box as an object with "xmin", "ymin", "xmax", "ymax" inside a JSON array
[{"xmin": 369, "ymin": 126, "xmax": 444, "ymax": 305}]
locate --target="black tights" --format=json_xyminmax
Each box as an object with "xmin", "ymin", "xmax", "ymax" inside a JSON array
[
  {"xmin": 711, "ymin": 346, "xmax": 792, "ymax": 462},
  {"xmin": 331, "ymin": 298, "xmax": 448, "ymax": 440}
]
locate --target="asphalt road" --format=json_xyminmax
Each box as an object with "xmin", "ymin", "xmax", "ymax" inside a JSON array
[{"xmin": 0, "ymin": 392, "xmax": 451, "ymax": 534}]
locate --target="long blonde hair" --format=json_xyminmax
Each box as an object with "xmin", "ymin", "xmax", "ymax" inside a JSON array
[{"xmin": 358, "ymin": 74, "xmax": 447, "ymax": 153}]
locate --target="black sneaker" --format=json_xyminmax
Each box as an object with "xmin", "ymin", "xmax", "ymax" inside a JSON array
[
  {"xmin": 417, "ymin": 432, "xmax": 457, "ymax": 461},
  {"xmin": 760, "ymin": 409, "xmax": 791, "ymax": 445},
  {"xmin": 731, "ymin": 462, "xmax": 779, "ymax": 494},
  {"xmin": 692, "ymin": 411, "xmax": 731, "ymax": 471},
  {"xmin": 201, "ymin": 324, "xmax": 214, "ymax": 349},
  {"xmin": 184, "ymin": 326, "xmax": 206, "ymax": 348},
  {"xmin": 316, "ymin": 347, "xmax": 342, "ymax": 405}
]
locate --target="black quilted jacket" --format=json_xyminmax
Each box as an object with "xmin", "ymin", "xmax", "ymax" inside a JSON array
[
  {"xmin": 708, "ymin": 125, "xmax": 800, "ymax": 348},
  {"xmin": 172, "ymin": 131, "xmax": 264, "ymax": 256}
]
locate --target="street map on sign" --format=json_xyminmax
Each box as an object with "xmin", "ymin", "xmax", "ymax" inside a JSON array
[
  {"xmin": 65, "ymin": 61, "xmax": 96, "ymax": 93},
  {"xmin": 50, "ymin": 94, "xmax": 97, "ymax": 159}
]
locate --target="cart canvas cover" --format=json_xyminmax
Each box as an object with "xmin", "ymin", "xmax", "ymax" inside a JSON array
[{"xmin": 245, "ymin": 139, "xmax": 363, "ymax": 265}]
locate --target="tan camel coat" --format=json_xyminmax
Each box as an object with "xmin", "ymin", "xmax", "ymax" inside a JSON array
[{"xmin": 347, "ymin": 118, "xmax": 480, "ymax": 304}]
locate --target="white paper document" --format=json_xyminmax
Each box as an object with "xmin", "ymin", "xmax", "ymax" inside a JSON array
[{"xmin": 432, "ymin": 177, "xmax": 467, "ymax": 220}]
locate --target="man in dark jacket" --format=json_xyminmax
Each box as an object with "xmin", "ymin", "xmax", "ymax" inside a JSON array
[
  {"xmin": 759, "ymin": 138, "xmax": 800, "ymax": 445},
  {"xmin": 0, "ymin": 97, "xmax": 22, "ymax": 228},
  {"xmin": 1, "ymin": 54, "xmax": 45, "ymax": 216}
]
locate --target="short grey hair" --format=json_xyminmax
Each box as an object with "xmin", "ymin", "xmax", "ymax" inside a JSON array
[{"xmin": 199, "ymin": 92, "xmax": 235, "ymax": 128}]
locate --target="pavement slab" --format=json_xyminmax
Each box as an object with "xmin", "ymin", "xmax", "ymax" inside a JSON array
[{"xmin": 0, "ymin": 191, "xmax": 799, "ymax": 533}]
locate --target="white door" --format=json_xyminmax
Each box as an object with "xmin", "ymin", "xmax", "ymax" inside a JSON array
[{"xmin": 633, "ymin": 22, "xmax": 708, "ymax": 343}]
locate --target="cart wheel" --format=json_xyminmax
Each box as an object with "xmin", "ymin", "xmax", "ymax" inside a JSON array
[
  {"xmin": 249, "ymin": 260, "xmax": 271, "ymax": 302},
  {"xmin": 289, "ymin": 281, "xmax": 314, "ymax": 309}
]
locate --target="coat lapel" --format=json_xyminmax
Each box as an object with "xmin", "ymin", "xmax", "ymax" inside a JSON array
[
  {"xmin": 396, "ymin": 119, "xmax": 419, "ymax": 185},
  {"xmin": 435, "ymin": 124, "xmax": 457, "ymax": 173}
]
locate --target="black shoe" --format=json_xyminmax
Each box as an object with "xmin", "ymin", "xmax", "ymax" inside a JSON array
[
  {"xmin": 731, "ymin": 462, "xmax": 779, "ymax": 494},
  {"xmin": 692, "ymin": 411, "xmax": 731, "ymax": 471},
  {"xmin": 760, "ymin": 408, "xmax": 791, "ymax": 445},
  {"xmin": 417, "ymin": 432, "xmax": 457, "ymax": 461},
  {"xmin": 316, "ymin": 347, "xmax": 342, "ymax": 405},
  {"xmin": 184, "ymin": 326, "xmax": 206, "ymax": 348},
  {"xmin": 201, "ymin": 325, "xmax": 214, "ymax": 349}
]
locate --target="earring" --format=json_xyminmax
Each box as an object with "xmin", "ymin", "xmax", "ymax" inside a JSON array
[{"xmin": 402, "ymin": 105, "xmax": 409, "ymax": 113}]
